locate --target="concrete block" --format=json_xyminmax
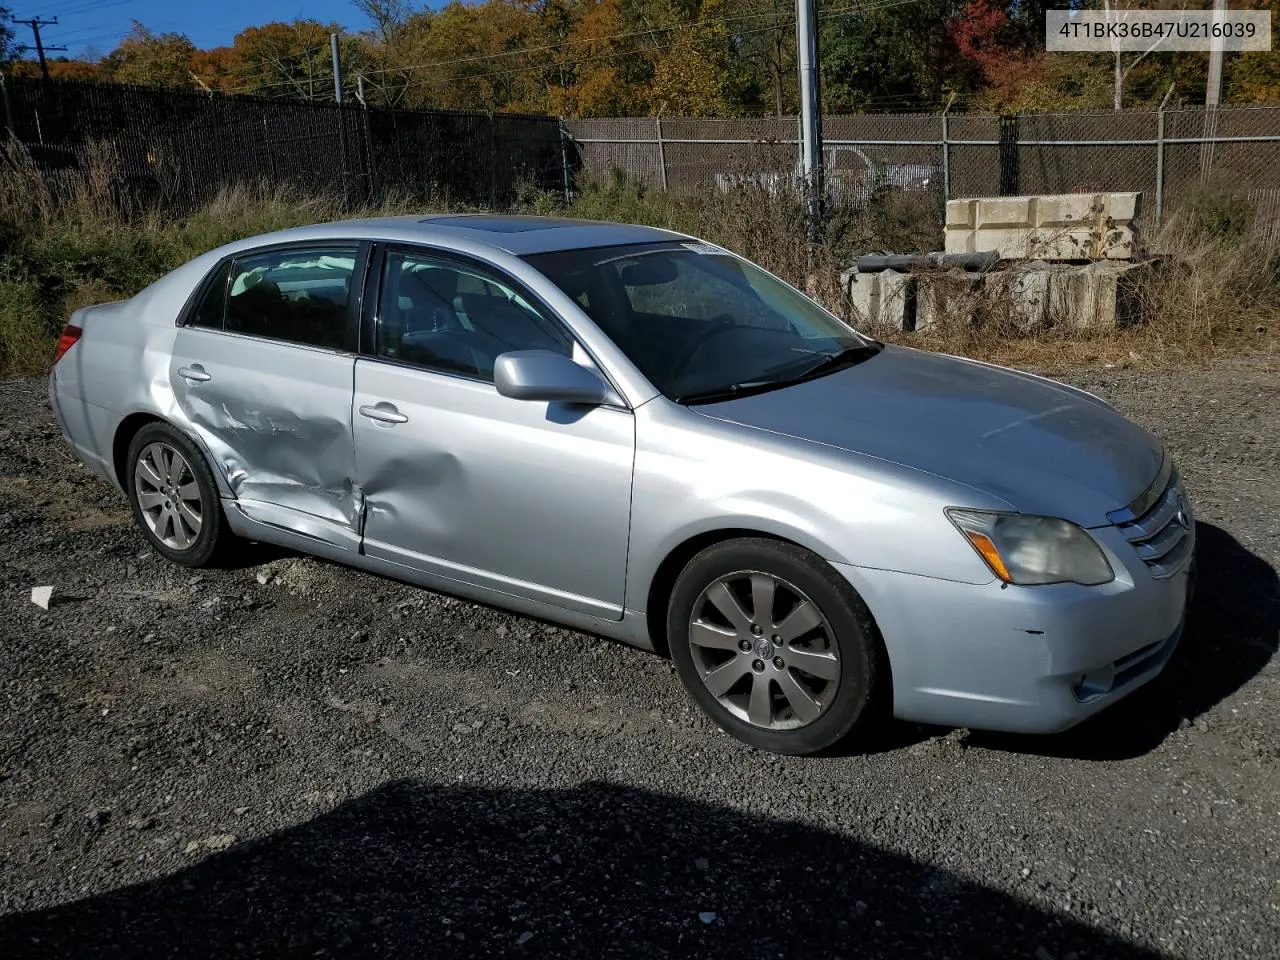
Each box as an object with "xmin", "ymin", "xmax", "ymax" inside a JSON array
[
  {"xmin": 841, "ymin": 268, "xmax": 916, "ymax": 333},
  {"xmin": 915, "ymin": 270, "xmax": 984, "ymax": 332},
  {"xmin": 945, "ymin": 192, "xmax": 1142, "ymax": 261},
  {"xmin": 877, "ymin": 269, "xmax": 914, "ymax": 332},
  {"xmin": 1046, "ymin": 260, "xmax": 1150, "ymax": 330},
  {"xmin": 843, "ymin": 269, "xmax": 879, "ymax": 328},
  {"xmin": 980, "ymin": 261, "xmax": 1052, "ymax": 332}
]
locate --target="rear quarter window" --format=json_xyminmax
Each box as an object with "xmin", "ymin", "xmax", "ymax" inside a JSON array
[{"xmin": 187, "ymin": 261, "xmax": 231, "ymax": 329}]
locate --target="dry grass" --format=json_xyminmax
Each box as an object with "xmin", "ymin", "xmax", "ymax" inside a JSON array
[
  {"xmin": 854, "ymin": 211, "xmax": 1278, "ymax": 372},
  {"xmin": 2, "ymin": 149, "xmax": 1276, "ymax": 378},
  {"xmin": 0, "ymin": 144, "xmax": 434, "ymax": 376}
]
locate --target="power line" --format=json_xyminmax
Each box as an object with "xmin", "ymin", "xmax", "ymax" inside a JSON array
[
  {"xmin": 389, "ymin": 0, "xmax": 922, "ymax": 94},
  {"xmin": 31, "ymin": 0, "xmax": 134, "ymax": 19},
  {"xmin": 51, "ymin": 31, "xmax": 132, "ymax": 49},
  {"xmin": 226, "ymin": 7, "xmax": 795, "ymax": 95},
  {"xmin": 358, "ymin": 5, "xmax": 804, "ymax": 81},
  {"xmin": 230, "ymin": 0, "xmax": 921, "ymax": 96}
]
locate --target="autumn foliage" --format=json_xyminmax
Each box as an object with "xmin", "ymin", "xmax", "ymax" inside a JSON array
[{"xmin": 3, "ymin": 0, "xmax": 1278, "ymax": 114}]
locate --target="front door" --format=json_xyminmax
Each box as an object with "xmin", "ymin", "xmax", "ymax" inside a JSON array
[
  {"xmin": 170, "ymin": 243, "xmax": 365, "ymax": 547},
  {"xmin": 352, "ymin": 247, "xmax": 635, "ymax": 619}
]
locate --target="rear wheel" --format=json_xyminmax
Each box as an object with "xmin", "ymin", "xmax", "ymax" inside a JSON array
[
  {"xmin": 667, "ymin": 538, "xmax": 886, "ymax": 755},
  {"xmin": 126, "ymin": 422, "xmax": 232, "ymax": 568}
]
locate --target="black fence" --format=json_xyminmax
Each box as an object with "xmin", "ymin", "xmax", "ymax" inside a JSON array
[{"xmin": 0, "ymin": 76, "xmax": 569, "ymax": 212}]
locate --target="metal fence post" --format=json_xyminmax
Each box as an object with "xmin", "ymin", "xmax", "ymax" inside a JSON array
[
  {"xmin": 488, "ymin": 110, "xmax": 497, "ymax": 208},
  {"xmin": 941, "ymin": 92, "xmax": 954, "ymax": 209},
  {"xmin": 1154, "ymin": 84, "xmax": 1173, "ymax": 228},
  {"xmin": 655, "ymin": 113, "xmax": 669, "ymax": 190},
  {"xmin": 558, "ymin": 118, "xmax": 573, "ymax": 204},
  {"xmin": 998, "ymin": 114, "xmax": 1020, "ymax": 196},
  {"xmin": 361, "ymin": 98, "xmax": 378, "ymax": 204}
]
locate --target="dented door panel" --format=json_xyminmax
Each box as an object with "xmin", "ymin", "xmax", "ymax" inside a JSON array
[
  {"xmin": 169, "ymin": 327, "xmax": 360, "ymax": 545},
  {"xmin": 353, "ymin": 360, "xmax": 635, "ymax": 619}
]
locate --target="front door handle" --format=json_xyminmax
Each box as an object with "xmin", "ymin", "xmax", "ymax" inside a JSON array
[
  {"xmin": 359, "ymin": 402, "xmax": 409, "ymax": 425},
  {"xmin": 177, "ymin": 364, "xmax": 211, "ymax": 383}
]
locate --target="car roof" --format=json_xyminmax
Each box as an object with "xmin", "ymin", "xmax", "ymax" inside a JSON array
[{"xmin": 237, "ymin": 214, "xmax": 687, "ymax": 257}]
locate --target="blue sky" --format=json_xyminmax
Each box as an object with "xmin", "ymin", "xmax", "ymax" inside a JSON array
[{"xmin": 8, "ymin": 0, "xmax": 373, "ymax": 57}]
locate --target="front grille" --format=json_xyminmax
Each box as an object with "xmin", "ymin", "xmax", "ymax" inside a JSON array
[{"xmin": 1109, "ymin": 466, "xmax": 1195, "ymax": 579}]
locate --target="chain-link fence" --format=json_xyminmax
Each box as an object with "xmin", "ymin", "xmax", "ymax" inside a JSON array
[
  {"xmin": 4, "ymin": 76, "xmax": 1277, "ymax": 248},
  {"xmin": 0, "ymin": 76, "xmax": 568, "ymax": 213},
  {"xmin": 566, "ymin": 104, "xmax": 1280, "ymax": 247}
]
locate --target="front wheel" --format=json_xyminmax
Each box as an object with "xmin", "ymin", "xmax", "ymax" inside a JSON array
[{"xmin": 667, "ymin": 538, "xmax": 887, "ymax": 755}]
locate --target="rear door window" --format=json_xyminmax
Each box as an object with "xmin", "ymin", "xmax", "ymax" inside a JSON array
[{"xmin": 225, "ymin": 247, "xmax": 358, "ymax": 349}]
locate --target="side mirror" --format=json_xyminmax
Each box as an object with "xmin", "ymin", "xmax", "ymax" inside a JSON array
[{"xmin": 494, "ymin": 350, "xmax": 614, "ymax": 405}]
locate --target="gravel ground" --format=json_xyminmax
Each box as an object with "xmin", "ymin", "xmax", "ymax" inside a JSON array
[{"xmin": 0, "ymin": 363, "xmax": 1277, "ymax": 960}]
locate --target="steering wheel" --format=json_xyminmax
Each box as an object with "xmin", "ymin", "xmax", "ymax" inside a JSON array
[{"xmin": 668, "ymin": 314, "xmax": 739, "ymax": 380}]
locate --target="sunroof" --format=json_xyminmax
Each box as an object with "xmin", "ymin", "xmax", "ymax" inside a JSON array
[{"xmin": 422, "ymin": 216, "xmax": 577, "ymax": 234}]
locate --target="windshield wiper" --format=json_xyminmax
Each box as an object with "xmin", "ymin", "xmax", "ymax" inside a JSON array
[
  {"xmin": 674, "ymin": 380, "xmax": 783, "ymax": 405},
  {"xmin": 674, "ymin": 342, "xmax": 883, "ymax": 406},
  {"xmin": 785, "ymin": 342, "xmax": 883, "ymax": 383}
]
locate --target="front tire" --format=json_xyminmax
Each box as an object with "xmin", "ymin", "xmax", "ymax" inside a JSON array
[
  {"xmin": 667, "ymin": 538, "xmax": 886, "ymax": 755},
  {"xmin": 126, "ymin": 422, "xmax": 232, "ymax": 568}
]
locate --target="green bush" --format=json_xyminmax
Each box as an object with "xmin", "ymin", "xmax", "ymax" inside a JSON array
[
  {"xmin": 0, "ymin": 278, "xmax": 52, "ymax": 377},
  {"xmin": 1180, "ymin": 183, "xmax": 1256, "ymax": 241}
]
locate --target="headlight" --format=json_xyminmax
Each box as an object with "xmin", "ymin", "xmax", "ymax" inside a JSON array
[{"xmin": 946, "ymin": 509, "xmax": 1114, "ymax": 586}]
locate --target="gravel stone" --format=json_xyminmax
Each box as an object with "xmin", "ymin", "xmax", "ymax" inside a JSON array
[{"xmin": 0, "ymin": 366, "xmax": 1277, "ymax": 958}]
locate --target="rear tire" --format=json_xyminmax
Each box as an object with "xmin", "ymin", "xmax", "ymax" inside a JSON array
[
  {"xmin": 667, "ymin": 537, "xmax": 886, "ymax": 755},
  {"xmin": 125, "ymin": 422, "xmax": 233, "ymax": 568}
]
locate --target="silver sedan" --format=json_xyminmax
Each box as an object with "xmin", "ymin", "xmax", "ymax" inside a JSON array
[{"xmin": 48, "ymin": 215, "xmax": 1195, "ymax": 754}]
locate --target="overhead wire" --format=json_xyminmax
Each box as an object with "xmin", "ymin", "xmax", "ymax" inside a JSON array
[
  {"xmin": 388, "ymin": 0, "xmax": 923, "ymax": 94},
  {"xmin": 229, "ymin": 0, "xmax": 922, "ymax": 96}
]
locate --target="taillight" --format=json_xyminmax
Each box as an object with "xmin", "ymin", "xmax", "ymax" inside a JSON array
[{"xmin": 53, "ymin": 324, "xmax": 82, "ymax": 364}]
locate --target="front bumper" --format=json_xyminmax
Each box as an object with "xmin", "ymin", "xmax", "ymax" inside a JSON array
[{"xmin": 835, "ymin": 523, "xmax": 1194, "ymax": 734}]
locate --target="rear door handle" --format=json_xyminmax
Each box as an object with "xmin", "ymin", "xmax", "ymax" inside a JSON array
[
  {"xmin": 178, "ymin": 365, "xmax": 211, "ymax": 382},
  {"xmin": 359, "ymin": 402, "xmax": 408, "ymax": 425}
]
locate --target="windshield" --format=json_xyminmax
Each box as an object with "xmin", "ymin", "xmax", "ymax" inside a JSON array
[{"xmin": 524, "ymin": 241, "xmax": 876, "ymax": 402}]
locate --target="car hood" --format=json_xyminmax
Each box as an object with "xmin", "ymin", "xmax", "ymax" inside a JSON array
[{"xmin": 694, "ymin": 345, "xmax": 1164, "ymax": 526}]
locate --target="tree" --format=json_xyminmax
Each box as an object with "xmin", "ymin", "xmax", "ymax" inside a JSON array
[
  {"xmin": 190, "ymin": 46, "xmax": 238, "ymax": 92},
  {"xmin": 229, "ymin": 20, "xmax": 366, "ymax": 100},
  {"xmin": 100, "ymin": 22, "xmax": 198, "ymax": 87},
  {"xmin": 821, "ymin": 0, "xmax": 958, "ymax": 112},
  {"xmin": 948, "ymin": 0, "xmax": 1013, "ymax": 89},
  {"xmin": 1, "ymin": 6, "xmax": 15, "ymax": 64},
  {"xmin": 1225, "ymin": 0, "xmax": 1280, "ymax": 102},
  {"xmin": 729, "ymin": 0, "xmax": 794, "ymax": 116},
  {"xmin": 547, "ymin": 0, "xmax": 636, "ymax": 116}
]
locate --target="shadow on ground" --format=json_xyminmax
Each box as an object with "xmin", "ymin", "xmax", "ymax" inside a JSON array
[
  {"xmin": 1, "ymin": 781, "xmax": 1157, "ymax": 959},
  {"xmin": 966, "ymin": 521, "xmax": 1278, "ymax": 761}
]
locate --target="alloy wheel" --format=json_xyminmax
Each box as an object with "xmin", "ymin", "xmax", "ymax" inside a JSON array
[
  {"xmin": 133, "ymin": 441, "xmax": 203, "ymax": 551},
  {"xmin": 687, "ymin": 570, "xmax": 841, "ymax": 730}
]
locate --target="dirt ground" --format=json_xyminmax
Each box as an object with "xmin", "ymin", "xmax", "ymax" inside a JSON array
[{"xmin": 0, "ymin": 361, "xmax": 1277, "ymax": 959}]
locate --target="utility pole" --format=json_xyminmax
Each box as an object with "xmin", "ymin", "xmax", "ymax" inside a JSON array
[
  {"xmin": 15, "ymin": 17, "xmax": 67, "ymax": 80},
  {"xmin": 1205, "ymin": 0, "xmax": 1226, "ymax": 107},
  {"xmin": 330, "ymin": 33, "xmax": 343, "ymax": 104},
  {"xmin": 795, "ymin": 0, "xmax": 823, "ymax": 233}
]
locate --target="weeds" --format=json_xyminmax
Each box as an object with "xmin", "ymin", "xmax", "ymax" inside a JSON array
[
  {"xmin": 0, "ymin": 146, "xmax": 421, "ymax": 376},
  {"xmin": 1, "ymin": 147, "xmax": 1276, "ymax": 378}
]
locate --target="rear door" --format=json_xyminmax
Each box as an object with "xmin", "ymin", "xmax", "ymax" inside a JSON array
[
  {"xmin": 170, "ymin": 242, "xmax": 367, "ymax": 549},
  {"xmin": 352, "ymin": 245, "xmax": 636, "ymax": 619}
]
